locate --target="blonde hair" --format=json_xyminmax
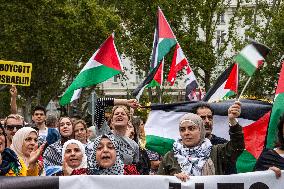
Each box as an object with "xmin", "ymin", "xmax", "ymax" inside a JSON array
[
  {"xmin": 4, "ymin": 114, "xmax": 24, "ymax": 126},
  {"xmin": 73, "ymin": 119, "xmax": 87, "ymax": 131},
  {"xmin": 109, "ymin": 105, "xmax": 131, "ymax": 123}
]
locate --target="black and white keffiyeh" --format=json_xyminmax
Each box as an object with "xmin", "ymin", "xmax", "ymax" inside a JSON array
[
  {"xmin": 43, "ymin": 140, "xmax": 63, "ymax": 166},
  {"xmin": 173, "ymin": 138, "xmax": 212, "ymax": 176},
  {"xmin": 87, "ymin": 134, "xmax": 124, "ymax": 175}
]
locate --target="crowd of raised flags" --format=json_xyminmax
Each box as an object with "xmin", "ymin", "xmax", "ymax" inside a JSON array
[{"xmin": 1, "ymin": 6, "xmax": 284, "ymax": 187}]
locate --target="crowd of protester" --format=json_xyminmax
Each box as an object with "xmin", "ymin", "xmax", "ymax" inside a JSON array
[{"xmin": 0, "ymin": 85, "xmax": 283, "ymax": 181}]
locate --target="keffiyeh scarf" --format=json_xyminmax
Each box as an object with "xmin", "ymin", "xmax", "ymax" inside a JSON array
[{"xmin": 173, "ymin": 138, "xmax": 212, "ymax": 176}]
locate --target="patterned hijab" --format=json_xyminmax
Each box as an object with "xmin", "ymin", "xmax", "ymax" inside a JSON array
[
  {"xmin": 0, "ymin": 125, "xmax": 21, "ymax": 175},
  {"xmin": 11, "ymin": 127, "xmax": 38, "ymax": 167},
  {"xmin": 173, "ymin": 113, "xmax": 213, "ymax": 176},
  {"xmin": 88, "ymin": 134, "xmax": 124, "ymax": 175},
  {"xmin": 62, "ymin": 139, "xmax": 87, "ymax": 169}
]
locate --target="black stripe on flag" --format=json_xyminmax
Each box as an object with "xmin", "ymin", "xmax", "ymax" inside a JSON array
[
  {"xmin": 250, "ymin": 39, "xmax": 271, "ymax": 58},
  {"xmin": 0, "ymin": 176, "xmax": 59, "ymax": 189},
  {"xmin": 148, "ymin": 99, "xmax": 271, "ymax": 121}
]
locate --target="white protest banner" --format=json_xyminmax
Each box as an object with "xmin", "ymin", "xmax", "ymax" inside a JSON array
[{"xmin": 0, "ymin": 170, "xmax": 282, "ymax": 189}]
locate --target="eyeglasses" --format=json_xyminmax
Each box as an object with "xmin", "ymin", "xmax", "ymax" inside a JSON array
[{"xmin": 5, "ymin": 125, "xmax": 23, "ymax": 131}]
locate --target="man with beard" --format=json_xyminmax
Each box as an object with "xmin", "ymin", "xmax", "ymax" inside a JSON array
[{"xmin": 192, "ymin": 104, "xmax": 228, "ymax": 145}]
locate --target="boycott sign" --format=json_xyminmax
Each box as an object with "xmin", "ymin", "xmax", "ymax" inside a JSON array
[{"xmin": 0, "ymin": 60, "xmax": 32, "ymax": 86}]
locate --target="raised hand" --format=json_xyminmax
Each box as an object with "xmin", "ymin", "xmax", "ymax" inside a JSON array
[
  {"xmin": 126, "ymin": 99, "xmax": 140, "ymax": 109},
  {"xmin": 63, "ymin": 158, "xmax": 73, "ymax": 176},
  {"xmin": 228, "ymin": 101, "xmax": 241, "ymax": 126},
  {"xmin": 28, "ymin": 143, "xmax": 45, "ymax": 166},
  {"xmin": 10, "ymin": 85, "xmax": 17, "ymax": 97}
]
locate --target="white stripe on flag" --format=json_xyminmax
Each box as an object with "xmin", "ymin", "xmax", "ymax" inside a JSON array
[
  {"xmin": 185, "ymin": 71, "xmax": 197, "ymax": 85},
  {"xmin": 207, "ymin": 82, "xmax": 229, "ymax": 102},
  {"xmin": 241, "ymin": 44, "xmax": 264, "ymax": 67},
  {"xmin": 70, "ymin": 88, "xmax": 82, "ymax": 102},
  {"xmin": 176, "ymin": 46, "xmax": 185, "ymax": 64},
  {"xmin": 145, "ymin": 110, "xmax": 254, "ymax": 140}
]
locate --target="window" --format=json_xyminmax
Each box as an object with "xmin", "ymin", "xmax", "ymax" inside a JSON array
[
  {"xmin": 216, "ymin": 30, "xmax": 226, "ymax": 45},
  {"xmin": 113, "ymin": 75, "xmax": 120, "ymax": 83},
  {"xmin": 217, "ymin": 13, "xmax": 225, "ymax": 25}
]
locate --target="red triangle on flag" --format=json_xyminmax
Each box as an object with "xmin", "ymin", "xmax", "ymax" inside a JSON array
[
  {"xmin": 94, "ymin": 34, "xmax": 122, "ymax": 71},
  {"xmin": 154, "ymin": 59, "xmax": 164, "ymax": 85},
  {"xmin": 167, "ymin": 44, "xmax": 189, "ymax": 85},
  {"xmin": 275, "ymin": 61, "xmax": 284, "ymax": 95},
  {"xmin": 243, "ymin": 111, "xmax": 271, "ymax": 159},
  {"xmin": 224, "ymin": 63, "xmax": 238, "ymax": 94},
  {"xmin": 158, "ymin": 8, "xmax": 175, "ymax": 39}
]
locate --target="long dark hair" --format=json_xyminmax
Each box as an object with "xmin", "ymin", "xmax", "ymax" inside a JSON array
[
  {"xmin": 277, "ymin": 114, "xmax": 284, "ymax": 150},
  {"xmin": 0, "ymin": 124, "xmax": 7, "ymax": 148}
]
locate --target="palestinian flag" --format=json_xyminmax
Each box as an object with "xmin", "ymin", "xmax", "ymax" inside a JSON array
[
  {"xmin": 147, "ymin": 7, "xmax": 177, "ymax": 87},
  {"xmin": 132, "ymin": 60, "xmax": 163, "ymax": 100},
  {"xmin": 234, "ymin": 40, "xmax": 270, "ymax": 76},
  {"xmin": 59, "ymin": 34, "xmax": 123, "ymax": 106},
  {"xmin": 203, "ymin": 64, "xmax": 238, "ymax": 102},
  {"xmin": 167, "ymin": 43, "xmax": 199, "ymax": 100},
  {"xmin": 236, "ymin": 111, "xmax": 271, "ymax": 172},
  {"xmin": 145, "ymin": 100, "xmax": 271, "ymax": 157},
  {"xmin": 266, "ymin": 60, "xmax": 284, "ymax": 149},
  {"xmin": 167, "ymin": 44, "xmax": 190, "ymax": 85}
]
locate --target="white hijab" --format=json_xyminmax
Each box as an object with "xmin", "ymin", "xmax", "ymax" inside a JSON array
[
  {"xmin": 11, "ymin": 127, "xmax": 38, "ymax": 166},
  {"xmin": 62, "ymin": 139, "xmax": 87, "ymax": 169}
]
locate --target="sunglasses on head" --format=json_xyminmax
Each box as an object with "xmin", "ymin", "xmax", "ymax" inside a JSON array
[{"xmin": 5, "ymin": 125, "xmax": 24, "ymax": 131}]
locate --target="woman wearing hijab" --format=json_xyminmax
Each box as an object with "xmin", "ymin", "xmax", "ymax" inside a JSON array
[
  {"xmin": 158, "ymin": 102, "xmax": 244, "ymax": 181},
  {"xmin": 254, "ymin": 113, "xmax": 284, "ymax": 178},
  {"xmin": 10, "ymin": 127, "xmax": 44, "ymax": 176},
  {"xmin": 43, "ymin": 117, "xmax": 73, "ymax": 175},
  {"xmin": 88, "ymin": 134, "xmax": 124, "ymax": 175},
  {"xmin": 52, "ymin": 139, "xmax": 87, "ymax": 176},
  {"xmin": 0, "ymin": 124, "xmax": 21, "ymax": 176}
]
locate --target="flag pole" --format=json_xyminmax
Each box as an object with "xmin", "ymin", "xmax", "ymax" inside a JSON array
[
  {"xmin": 91, "ymin": 91, "xmax": 95, "ymax": 126},
  {"xmin": 237, "ymin": 77, "xmax": 252, "ymax": 100}
]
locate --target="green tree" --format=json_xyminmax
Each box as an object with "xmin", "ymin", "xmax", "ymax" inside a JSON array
[{"xmin": 0, "ymin": 0, "xmax": 123, "ymax": 118}]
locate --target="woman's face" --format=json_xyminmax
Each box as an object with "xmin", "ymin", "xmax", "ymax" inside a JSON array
[
  {"xmin": 0, "ymin": 128, "xmax": 6, "ymax": 153},
  {"xmin": 96, "ymin": 138, "xmax": 117, "ymax": 168},
  {"xmin": 59, "ymin": 118, "xmax": 73, "ymax": 138},
  {"xmin": 179, "ymin": 121, "xmax": 201, "ymax": 147},
  {"xmin": 64, "ymin": 143, "xmax": 83, "ymax": 169},
  {"xmin": 111, "ymin": 107, "xmax": 129, "ymax": 129},
  {"xmin": 22, "ymin": 132, "xmax": 38, "ymax": 157},
  {"xmin": 74, "ymin": 123, "xmax": 87, "ymax": 143}
]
